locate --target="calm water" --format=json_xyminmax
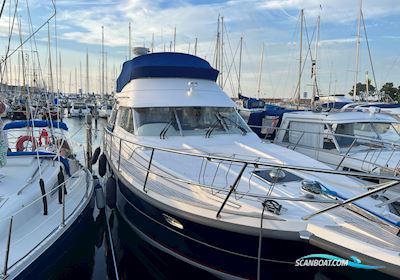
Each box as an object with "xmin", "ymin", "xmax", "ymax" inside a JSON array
[{"xmin": 31, "ymin": 118, "xmax": 395, "ymax": 280}]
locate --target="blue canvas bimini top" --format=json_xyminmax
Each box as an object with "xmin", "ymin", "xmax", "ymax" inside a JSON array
[
  {"xmin": 116, "ymin": 52, "xmax": 219, "ymax": 92},
  {"xmin": 3, "ymin": 120, "xmax": 68, "ymax": 131}
]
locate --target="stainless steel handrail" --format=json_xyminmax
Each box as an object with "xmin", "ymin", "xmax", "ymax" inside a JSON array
[
  {"xmin": 104, "ymin": 128, "xmax": 400, "ymax": 182},
  {"xmin": 104, "ymin": 128, "xmax": 400, "ymax": 233},
  {"xmin": 250, "ymin": 124, "xmax": 400, "ymax": 148},
  {"xmin": 302, "ymin": 180, "xmax": 400, "ymax": 220},
  {"xmin": 251, "ymin": 124, "xmax": 400, "ymax": 176},
  {"xmin": 109, "ymin": 142, "xmax": 341, "ymax": 204}
]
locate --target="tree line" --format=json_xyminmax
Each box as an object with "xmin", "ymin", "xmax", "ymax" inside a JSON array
[{"xmin": 349, "ymin": 81, "xmax": 400, "ymax": 102}]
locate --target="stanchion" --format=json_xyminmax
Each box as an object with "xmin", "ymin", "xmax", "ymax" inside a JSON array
[{"xmin": 86, "ymin": 114, "xmax": 93, "ymax": 172}]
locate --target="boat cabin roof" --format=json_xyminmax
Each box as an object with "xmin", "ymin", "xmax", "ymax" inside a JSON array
[
  {"xmin": 116, "ymin": 52, "xmax": 219, "ymax": 93},
  {"xmin": 117, "ymin": 78, "xmax": 235, "ymax": 108},
  {"xmin": 283, "ymin": 111, "xmax": 399, "ymax": 124}
]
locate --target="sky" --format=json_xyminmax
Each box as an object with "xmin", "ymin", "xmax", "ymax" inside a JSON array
[{"xmin": 1, "ymin": 0, "xmax": 400, "ymax": 99}]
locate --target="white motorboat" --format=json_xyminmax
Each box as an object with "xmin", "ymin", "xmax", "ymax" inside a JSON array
[
  {"xmin": 0, "ymin": 120, "xmax": 94, "ymax": 279},
  {"xmin": 248, "ymin": 109, "xmax": 400, "ymax": 206},
  {"xmin": 69, "ymin": 102, "xmax": 90, "ymax": 118},
  {"xmin": 273, "ymin": 110, "xmax": 400, "ymax": 177},
  {"xmin": 103, "ymin": 52, "xmax": 400, "ymax": 279},
  {"xmin": 98, "ymin": 104, "xmax": 112, "ymax": 119},
  {"xmin": 342, "ymin": 102, "xmax": 400, "ymax": 123}
]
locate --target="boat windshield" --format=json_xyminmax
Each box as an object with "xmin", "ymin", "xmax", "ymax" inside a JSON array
[
  {"xmin": 334, "ymin": 122, "xmax": 400, "ymax": 148},
  {"xmin": 134, "ymin": 107, "xmax": 250, "ymax": 137},
  {"xmin": 73, "ymin": 103, "xmax": 87, "ymax": 109}
]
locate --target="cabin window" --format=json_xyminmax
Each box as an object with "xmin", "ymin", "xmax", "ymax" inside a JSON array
[
  {"xmin": 333, "ymin": 122, "xmax": 400, "ymax": 149},
  {"xmin": 284, "ymin": 121, "xmax": 323, "ymax": 149},
  {"xmin": 322, "ymin": 124, "xmax": 337, "ymax": 150},
  {"xmin": 107, "ymin": 104, "xmax": 118, "ymax": 131},
  {"xmin": 261, "ymin": 116, "xmax": 279, "ymax": 137},
  {"xmin": 133, "ymin": 107, "xmax": 250, "ymax": 137},
  {"xmin": 372, "ymin": 123, "xmax": 400, "ymax": 142},
  {"xmin": 333, "ymin": 123, "xmax": 355, "ymax": 148},
  {"xmin": 118, "ymin": 107, "xmax": 134, "ymax": 133},
  {"xmin": 134, "ymin": 107, "xmax": 180, "ymax": 137}
]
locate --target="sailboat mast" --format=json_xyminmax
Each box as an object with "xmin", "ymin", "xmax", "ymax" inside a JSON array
[
  {"xmin": 101, "ymin": 25, "xmax": 104, "ymax": 99},
  {"xmin": 173, "ymin": 27, "xmax": 176, "ymax": 52},
  {"xmin": 353, "ymin": 0, "xmax": 362, "ymax": 101},
  {"xmin": 47, "ymin": 23, "xmax": 54, "ymax": 93},
  {"xmin": 256, "ymin": 43, "xmax": 264, "ymax": 99},
  {"xmin": 86, "ymin": 49, "xmax": 89, "ymax": 94},
  {"xmin": 215, "ymin": 15, "xmax": 220, "ymax": 84},
  {"xmin": 365, "ymin": 71, "xmax": 369, "ymax": 102},
  {"xmin": 220, "ymin": 16, "xmax": 224, "ymax": 88},
  {"xmin": 68, "ymin": 71, "xmax": 71, "ymax": 94},
  {"xmin": 194, "ymin": 37, "xmax": 198, "ymax": 56},
  {"xmin": 312, "ymin": 15, "xmax": 320, "ymax": 107},
  {"xmin": 79, "ymin": 60, "xmax": 82, "ymax": 93},
  {"xmin": 297, "ymin": 9, "xmax": 304, "ymax": 109},
  {"xmin": 129, "ymin": 22, "xmax": 132, "ymax": 59},
  {"xmin": 74, "ymin": 66, "xmax": 77, "ymax": 94},
  {"xmin": 59, "ymin": 53, "xmax": 62, "ymax": 92},
  {"xmin": 54, "ymin": 6, "xmax": 59, "ymax": 94},
  {"xmin": 151, "ymin": 33, "xmax": 154, "ymax": 53},
  {"xmin": 105, "ymin": 52, "xmax": 108, "ymax": 96},
  {"xmin": 238, "ymin": 36, "xmax": 243, "ymax": 97}
]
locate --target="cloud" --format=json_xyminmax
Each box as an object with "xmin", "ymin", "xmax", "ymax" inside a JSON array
[
  {"xmin": 382, "ymin": 35, "xmax": 400, "ymax": 40},
  {"xmin": 319, "ymin": 37, "xmax": 356, "ymax": 46},
  {"xmin": 1, "ymin": 0, "xmax": 399, "ymax": 97},
  {"xmin": 259, "ymin": 0, "xmax": 400, "ymax": 23}
]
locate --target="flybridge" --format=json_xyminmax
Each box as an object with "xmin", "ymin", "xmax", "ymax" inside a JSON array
[{"xmin": 116, "ymin": 52, "xmax": 219, "ymax": 92}]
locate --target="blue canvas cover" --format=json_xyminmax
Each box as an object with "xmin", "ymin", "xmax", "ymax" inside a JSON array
[
  {"xmin": 265, "ymin": 104, "xmax": 286, "ymax": 111},
  {"xmin": 238, "ymin": 94, "xmax": 265, "ymax": 109},
  {"xmin": 3, "ymin": 120, "xmax": 68, "ymax": 131},
  {"xmin": 248, "ymin": 109, "xmax": 298, "ymax": 139},
  {"xmin": 116, "ymin": 52, "xmax": 219, "ymax": 92},
  {"xmin": 245, "ymin": 98, "xmax": 265, "ymax": 109}
]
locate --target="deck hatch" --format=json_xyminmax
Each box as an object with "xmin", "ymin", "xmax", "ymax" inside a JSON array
[{"xmin": 252, "ymin": 169, "xmax": 302, "ymax": 184}]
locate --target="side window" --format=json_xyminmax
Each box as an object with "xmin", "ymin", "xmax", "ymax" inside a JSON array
[
  {"xmin": 118, "ymin": 107, "xmax": 134, "ymax": 133},
  {"xmin": 286, "ymin": 121, "xmax": 323, "ymax": 149},
  {"xmin": 107, "ymin": 104, "xmax": 118, "ymax": 131},
  {"xmin": 335, "ymin": 123, "xmax": 355, "ymax": 147},
  {"xmin": 323, "ymin": 124, "xmax": 336, "ymax": 149}
]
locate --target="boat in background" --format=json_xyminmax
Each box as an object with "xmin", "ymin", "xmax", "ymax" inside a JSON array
[
  {"xmin": 341, "ymin": 102, "xmax": 400, "ymax": 122},
  {"xmin": 103, "ymin": 52, "xmax": 400, "ymax": 279},
  {"xmin": 318, "ymin": 94, "xmax": 354, "ymax": 110},
  {"xmin": 69, "ymin": 102, "xmax": 90, "ymax": 118},
  {"xmin": 98, "ymin": 104, "xmax": 112, "ymax": 119},
  {"xmin": 9, "ymin": 105, "xmax": 28, "ymax": 120},
  {"xmin": 248, "ymin": 108, "xmax": 400, "ymax": 211}
]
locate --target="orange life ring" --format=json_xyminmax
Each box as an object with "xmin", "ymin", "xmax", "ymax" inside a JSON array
[{"xmin": 16, "ymin": 135, "xmax": 37, "ymax": 151}]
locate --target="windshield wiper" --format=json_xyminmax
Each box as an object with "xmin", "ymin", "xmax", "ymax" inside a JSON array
[
  {"xmin": 205, "ymin": 113, "xmax": 226, "ymax": 138},
  {"xmin": 218, "ymin": 113, "xmax": 248, "ymax": 135},
  {"xmin": 205, "ymin": 120, "xmax": 220, "ymax": 138},
  {"xmin": 159, "ymin": 120, "xmax": 173, "ymax": 139}
]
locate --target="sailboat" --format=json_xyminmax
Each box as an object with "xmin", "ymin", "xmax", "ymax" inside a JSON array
[
  {"xmin": 0, "ymin": 117, "xmax": 94, "ymax": 279},
  {"xmin": 0, "ymin": 3, "xmax": 94, "ymax": 276}
]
